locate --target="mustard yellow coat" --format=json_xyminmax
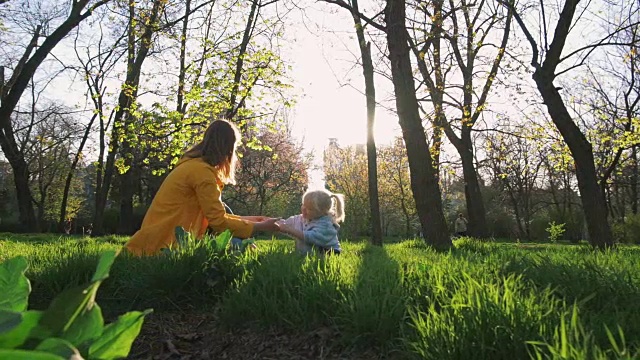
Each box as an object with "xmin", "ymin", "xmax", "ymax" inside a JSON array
[{"xmin": 125, "ymin": 157, "xmax": 254, "ymax": 256}]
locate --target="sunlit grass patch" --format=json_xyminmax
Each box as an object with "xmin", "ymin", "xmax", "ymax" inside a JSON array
[{"xmin": 2, "ymin": 234, "xmax": 639, "ymax": 358}]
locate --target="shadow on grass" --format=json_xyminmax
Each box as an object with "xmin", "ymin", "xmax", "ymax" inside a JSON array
[
  {"xmin": 499, "ymin": 252, "xmax": 640, "ymax": 348},
  {"xmin": 336, "ymin": 243, "xmax": 405, "ymax": 352},
  {"xmin": 218, "ymin": 243, "xmax": 345, "ymax": 330},
  {"xmin": 216, "ymin": 241, "xmax": 406, "ymax": 355}
]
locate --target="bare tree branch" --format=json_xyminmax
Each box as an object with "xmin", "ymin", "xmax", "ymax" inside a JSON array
[{"xmin": 319, "ymin": 0, "xmax": 386, "ymax": 32}]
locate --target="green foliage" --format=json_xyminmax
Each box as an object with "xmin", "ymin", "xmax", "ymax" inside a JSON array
[
  {"xmin": 161, "ymin": 228, "xmax": 256, "ymax": 295},
  {"xmin": 0, "ymin": 257, "xmax": 30, "ymax": 312},
  {"xmin": 546, "ymin": 221, "xmax": 566, "ymax": 242},
  {"xmin": 170, "ymin": 227, "xmax": 255, "ymax": 255},
  {"xmin": 407, "ymin": 273, "xmax": 561, "ymax": 359},
  {"xmin": 137, "ymin": 33, "xmax": 294, "ymax": 177},
  {"xmin": 0, "ymin": 250, "xmax": 151, "ymax": 360},
  {"xmin": 323, "ymin": 145, "xmax": 369, "ymax": 237},
  {"xmin": 528, "ymin": 306, "xmax": 637, "ymax": 359},
  {"xmin": 0, "ymin": 232, "xmax": 246, "ymax": 315},
  {"xmin": 612, "ymin": 214, "xmax": 640, "ymax": 244}
]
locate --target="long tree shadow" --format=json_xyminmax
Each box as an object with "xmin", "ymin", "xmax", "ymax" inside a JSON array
[
  {"xmin": 211, "ymin": 240, "xmax": 407, "ymax": 356},
  {"xmin": 336, "ymin": 243, "xmax": 405, "ymax": 353},
  {"xmin": 498, "ymin": 252, "xmax": 640, "ymax": 347}
]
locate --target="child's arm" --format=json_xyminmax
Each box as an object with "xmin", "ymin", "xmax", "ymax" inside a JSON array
[
  {"xmin": 277, "ymin": 215, "xmax": 305, "ymax": 240},
  {"xmin": 281, "ymin": 226, "xmax": 304, "ymax": 241}
]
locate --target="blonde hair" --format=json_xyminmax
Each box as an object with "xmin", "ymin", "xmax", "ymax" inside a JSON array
[
  {"xmin": 184, "ymin": 120, "xmax": 241, "ymax": 184},
  {"xmin": 303, "ymin": 189, "xmax": 345, "ymax": 223}
]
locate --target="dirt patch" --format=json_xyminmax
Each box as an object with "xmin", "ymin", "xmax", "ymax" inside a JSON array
[{"xmin": 128, "ymin": 312, "xmax": 392, "ymax": 360}]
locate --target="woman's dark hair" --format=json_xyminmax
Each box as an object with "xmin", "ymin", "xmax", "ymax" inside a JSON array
[{"xmin": 184, "ymin": 120, "xmax": 241, "ymax": 184}]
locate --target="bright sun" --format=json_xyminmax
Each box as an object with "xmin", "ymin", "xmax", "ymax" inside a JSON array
[{"xmin": 286, "ymin": 4, "xmax": 401, "ymax": 160}]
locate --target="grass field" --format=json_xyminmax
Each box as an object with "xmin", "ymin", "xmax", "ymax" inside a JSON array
[{"xmin": 1, "ymin": 233, "xmax": 639, "ymax": 359}]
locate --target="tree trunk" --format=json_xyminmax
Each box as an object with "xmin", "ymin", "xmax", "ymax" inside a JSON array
[
  {"xmin": 93, "ymin": 0, "xmax": 163, "ymax": 235},
  {"xmin": 36, "ymin": 198, "xmax": 45, "ymax": 232},
  {"xmin": 0, "ymin": 132, "xmax": 36, "ymax": 231},
  {"xmin": 93, "ymin": 104, "xmax": 107, "ymax": 234},
  {"xmin": 460, "ymin": 128, "xmax": 489, "ymax": 237},
  {"xmin": 116, "ymin": 0, "xmax": 139, "ymax": 235},
  {"xmin": 385, "ymin": 0, "xmax": 450, "ymax": 249},
  {"xmin": 12, "ymin": 159, "xmax": 36, "ymax": 231},
  {"xmin": 226, "ymin": 0, "xmax": 259, "ymax": 119},
  {"xmin": 59, "ymin": 113, "xmax": 96, "ymax": 231},
  {"xmin": 118, "ymin": 163, "xmax": 135, "ymax": 234},
  {"xmin": 362, "ymin": 42, "xmax": 384, "ymax": 245},
  {"xmin": 632, "ymin": 145, "xmax": 638, "ymax": 214},
  {"xmin": 350, "ymin": 0, "xmax": 383, "ymax": 246},
  {"xmin": 93, "ymin": 191, "xmax": 108, "ymax": 234},
  {"xmin": 615, "ymin": 178, "xmax": 623, "ymax": 221},
  {"xmin": 176, "ymin": 0, "xmax": 191, "ymax": 114},
  {"xmin": 507, "ymin": 187, "xmax": 525, "ymax": 239},
  {"xmin": 399, "ymin": 185, "xmax": 412, "ymax": 238},
  {"xmin": 533, "ymin": 71, "xmax": 614, "ymax": 248}
]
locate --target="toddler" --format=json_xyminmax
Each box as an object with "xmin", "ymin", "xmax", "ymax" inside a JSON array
[{"xmin": 277, "ymin": 189, "xmax": 344, "ymax": 255}]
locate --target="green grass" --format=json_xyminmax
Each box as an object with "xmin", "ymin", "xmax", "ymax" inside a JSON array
[{"xmin": 2, "ymin": 233, "xmax": 639, "ymax": 359}]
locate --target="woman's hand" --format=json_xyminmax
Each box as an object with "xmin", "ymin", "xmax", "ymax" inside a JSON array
[
  {"xmin": 242, "ymin": 215, "xmax": 269, "ymax": 222},
  {"xmin": 253, "ymin": 217, "xmax": 281, "ymax": 233}
]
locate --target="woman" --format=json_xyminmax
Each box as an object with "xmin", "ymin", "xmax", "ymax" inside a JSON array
[
  {"xmin": 454, "ymin": 213, "xmax": 468, "ymax": 237},
  {"xmin": 125, "ymin": 120, "xmax": 280, "ymax": 256}
]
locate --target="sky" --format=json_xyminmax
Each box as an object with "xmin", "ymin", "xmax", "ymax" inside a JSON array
[
  {"xmin": 282, "ymin": 3, "xmax": 402, "ymax": 152},
  {"xmin": 2, "ymin": 0, "xmax": 620, "ymax": 183},
  {"xmin": 278, "ymin": 2, "xmax": 403, "ymax": 186}
]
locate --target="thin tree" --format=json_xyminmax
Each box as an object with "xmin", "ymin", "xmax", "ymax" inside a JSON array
[
  {"xmin": 324, "ymin": 0, "xmax": 384, "ymax": 245},
  {"xmin": 59, "ymin": 17, "xmax": 126, "ymax": 231},
  {"xmin": 320, "ymin": 0, "xmax": 451, "ymax": 248},
  {"xmin": 0, "ymin": 0, "xmax": 110, "ymax": 230},
  {"xmin": 93, "ymin": 0, "xmax": 166, "ymax": 235},
  {"xmin": 505, "ymin": 0, "xmax": 640, "ymax": 248},
  {"xmin": 407, "ymin": 0, "xmax": 513, "ymax": 238},
  {"xmin": 386, "ymin": 0, "xmax": 451, "ymax": 248}
]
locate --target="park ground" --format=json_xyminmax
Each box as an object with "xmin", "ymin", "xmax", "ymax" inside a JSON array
[{"xmin": 1, "ymin": 233, "xmax": 639, "ymax": 359}]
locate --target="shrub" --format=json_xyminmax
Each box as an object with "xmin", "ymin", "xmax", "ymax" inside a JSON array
[
  {"xmin": 546, "ymin": 221, "xmax": 566, "ymax": 242},
  {"xmin": 0, "ymin": 250, "xmax": 151, "ymax": 359}
]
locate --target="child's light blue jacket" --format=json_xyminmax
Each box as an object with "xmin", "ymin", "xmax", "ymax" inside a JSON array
[{"xmin": 302, "ymin": 215, "xmax": 342, "ymax": 254}]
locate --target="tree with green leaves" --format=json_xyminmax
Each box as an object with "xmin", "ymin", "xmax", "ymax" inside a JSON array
[
  {"xmin": 378, "ymin": 137, "xmax": 418, "ymax": 238},
  {"xmin": 224, "ymin": 118, "xmax": 310, "ymax": 218},
  {"xmin": 324, "ymin": 141, "xmax": 370, "ymax": 237}
]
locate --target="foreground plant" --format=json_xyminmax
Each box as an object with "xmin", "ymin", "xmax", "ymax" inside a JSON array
[
  {"xmin": 163, "ymin": 227, "xmax": 255, "ymax": 291},
  {"xmin": 170, "ymin": 227, "xmax": 256, "ymax": 254},
  {"xmin": 0, "ymin": 250, "xmax": 152, "ymax": 359}
]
